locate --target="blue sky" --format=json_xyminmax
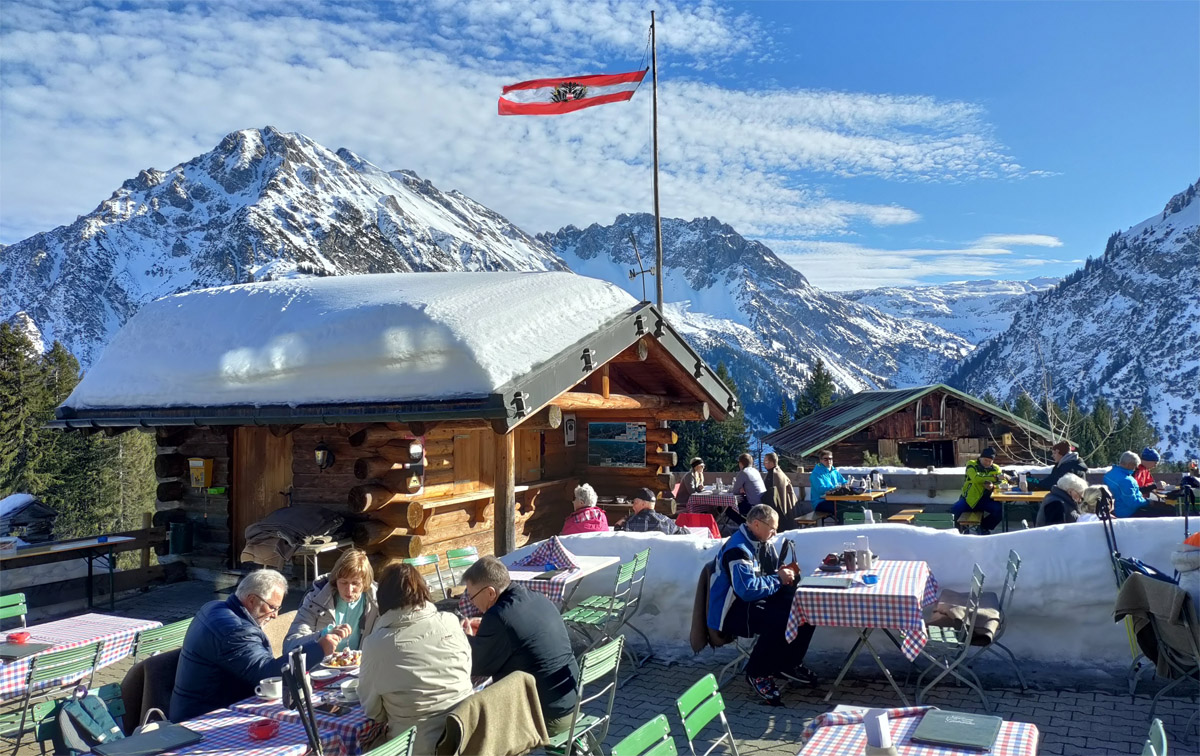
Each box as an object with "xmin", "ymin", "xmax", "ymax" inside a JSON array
[{"xmin": 1, "ymin": 1, "xmax": 1196, "ymax": 289}]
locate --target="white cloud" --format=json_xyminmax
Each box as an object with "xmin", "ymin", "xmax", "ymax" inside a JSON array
[
  {"xmin": 974, "ymin": 233, "xmax": 1063, "ymax": 248},
  {"xmin": 0, "ymin": 1, "xmax": 1026, "ymax": 245}
]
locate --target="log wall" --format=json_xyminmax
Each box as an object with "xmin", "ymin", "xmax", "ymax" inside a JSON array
[{"xmin": 154, "ymin": 427, "xmax": 233, "ymax": 572}]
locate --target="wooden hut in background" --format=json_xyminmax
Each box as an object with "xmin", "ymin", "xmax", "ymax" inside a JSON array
[
  {"xmin": 763, "ymin": 385, "xmax": 1057, "ymax": 468},
  {"xmin": 51, "ymin": 272, "xmax": 735, "ymax": 578}
]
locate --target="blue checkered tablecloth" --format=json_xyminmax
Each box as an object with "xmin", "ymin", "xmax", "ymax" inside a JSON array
[
  {"xmin": 119, "ymin": 708, "xmax": 311, "ymax": 756},
  {"xmin": 457, "ymin": 570, "xmax": 574, "ymax": 617},
  {"xmin": 785, "ymin": 560, "xmax": 939, "ymax": 660},
  {"xmin": 0, "ymin": 614, "xmax": 162, "ymax": 701},
  {"xmin": 231, "ymin": 675, "xmax": 380, "ymax": 756},
  {"xmin": 685, "ymin": 492, "xmax": 738, "ymax": 514},
  {"xmin": 798, "ymin": 707, "xmax": 1039, "ymax": 756}
]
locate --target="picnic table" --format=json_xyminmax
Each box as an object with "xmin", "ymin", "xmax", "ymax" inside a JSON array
[
  {"xmin": 786, "ymin": 560, "xmax": 939, "ymax": 705},
  {"xmin": 0, "ymin": 613, "xmax": 161, "ymax": 701},
  {"xmin": 685, "ymin": 491, "xmax": 738, "ymax": 515},
  {"xmin": 798, "ymin": 706, "xmax": 1039, "ymax": 756},
  {"xmin": 822, "ymin": 487, "xmax": 897, "ymax": 522},
  {"xmin": 142, "ymin": 707, "xmax": 312, "ymax": 756},
  {"xmin": 0, "ymin": 535, "xmax": 135, "ymax": 610},
  {"xmin": 457, "ymin": 554, "xmax": 621, "ymax": 618},
  {"xmin": 887, "ymin": 509, "xmax": 925, "ymax": 524},
  {"xmin": 990, "ymin": 490, "xmax": 1043, "ymax": 532}
]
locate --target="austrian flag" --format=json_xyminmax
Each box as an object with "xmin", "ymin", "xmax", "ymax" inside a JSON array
[{"xmin": 498, "ymin": 69, "xmax": 648, "ymax": 116}]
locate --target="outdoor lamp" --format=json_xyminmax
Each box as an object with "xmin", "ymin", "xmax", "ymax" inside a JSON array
[
  {"xmin": 315, "ymin": 441, "xmax": 335, "ymax": 471},
  {"xmin": 408, "ymin": 440, "xmax": 423, "ymax": 462}
]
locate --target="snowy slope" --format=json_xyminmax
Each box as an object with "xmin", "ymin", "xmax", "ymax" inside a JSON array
[
  {"xmin": 952, "ymin": 179, "xmax": 1200, "ymax": 460},
  {"xmin": 842, "ymin": 278, "xmax": 1058, "ymax": 343},
  {"xmin": 0, "ymin": 127, "xmax": 566, "ymax": 366},
  {"xmin": 541, "ymin": 215, "xmax": 973, "ymax": 432}
]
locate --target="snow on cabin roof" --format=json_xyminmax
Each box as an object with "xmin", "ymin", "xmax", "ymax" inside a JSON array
[
  {"xmin": 63, "ymin": 272, "xmax": 639, "ymax": 411},
  {"xmin": 0, "ymin": 493, "xmax": 37, "ymax": 520}
]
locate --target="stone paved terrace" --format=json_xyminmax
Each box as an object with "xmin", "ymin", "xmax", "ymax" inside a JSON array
[{"xmin": 6, "ymin": 580, "xmax": 1198, "ymax": 756}]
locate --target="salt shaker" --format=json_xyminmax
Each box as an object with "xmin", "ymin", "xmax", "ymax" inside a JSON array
[{"xmin": 856, "ymin": 534, "xmax": 872, "ymax": 570}]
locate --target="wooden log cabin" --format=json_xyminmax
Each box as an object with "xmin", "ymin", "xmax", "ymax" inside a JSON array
[
  {"xmin": 763, "ymin": 384, "xmax": 1058, "ymax": 468},
  {"xmin": 51, "ymin": 272, "xmax": 736, "ymax": 577}
]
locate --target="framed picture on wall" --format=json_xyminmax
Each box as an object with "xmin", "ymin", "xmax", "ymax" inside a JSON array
[{"xmin": 587, "ymin": 422, "xmax": 647, "ymax": 468}]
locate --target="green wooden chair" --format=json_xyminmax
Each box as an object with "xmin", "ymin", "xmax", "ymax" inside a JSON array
[
  {"xmin": 0, "ymin": 640, "xmax": 105, "ymax": 753},
  {"xmin": 1140, "ymin": 717, "xmax": 1168, "ymax": 756},
  {"xmin": 0, "ymin": 593, "xmax": 27, "ymax": 629},
  {"xmin": 675, "ymin": 673, "xmax": 740, "ymax": 756},
  {"xmin": 23, "ymin": 682, "xmax": 126, "ymax": 755},
  {"xmin": 965, "ymin": 549, "xmax": 1027, "ymax": 691},
  {"xmin": 611, "ymin": 714, "xmax": 676, "ymax": 756},
  {"xmin": 912, "ymin": 512, "xmax": 956, "ymax": 530},
  {"xmin": 444, "ymin": 546, "xmax": 479, "ymax": 585},
  {"xmin": 841, "ymin": 512, "xmax": 866, "ymax": 525},
  {"xmin": 916, "ymin": 564, "xmax": 990, "ymax": 711},
  {"xmin": 545, "ymin": 636, "xmax": 624, "ymax": 756},
  {"xmin": 402, "ymin": 553, "xmax": 451, "ymax": 599},
  {"xmin": 562, "ymin": 560, "xmax": 636, "ymax": 657},
  {"xmin": 364, "ymin": 725, "xmax": 416, "ymax": 756},
  {"xmin": 133, "ymin": 618, "xmax": 192, "ymax": 659},
  {"xmin": 575, "ymin": 548, "xmax": 654, "ymax": 666}
]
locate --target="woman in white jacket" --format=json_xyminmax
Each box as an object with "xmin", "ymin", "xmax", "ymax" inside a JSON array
[
  {"xmin": 359, "ymin": 563, "xmax": 474, "ymax": 754},
  {"xmin": 284, "ymin": 549, "xmax": 380, "ymax": 654}
]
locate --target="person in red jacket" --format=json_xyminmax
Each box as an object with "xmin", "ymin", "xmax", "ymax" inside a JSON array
[
  {"xmin": 1135, "ymin": 447, "xmax": 1160, "ymax": 493},
  {"xmin": 560, "ymin": 483, "xmax": 610, "ymax": 535}
]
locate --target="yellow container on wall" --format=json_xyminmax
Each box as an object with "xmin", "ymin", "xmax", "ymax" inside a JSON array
[{"xmin": 188, "ymin": 458, "xmax": 213, "ymax": 488}]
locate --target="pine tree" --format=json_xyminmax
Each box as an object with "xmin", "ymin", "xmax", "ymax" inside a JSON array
[
  {"xmin": 0, "ymin": 324, "xmax": 48, "ymax": 492},
  {"xmin": 1122, "ymin": 406, "xmax": 1159, "ymax": 459},
  {"xmin": 795, "ymin": 358, "xmax": 837, "ymax": 418},
  {"xmin": 1065, "ymin": 399, "xmax": 1101, "ymax": 462},
  {"xmin": 671, "ymin": 362, "xmax": 749, "ymax": 472},
  {"xmin": 1090, "ymin": 397, "xmax": 1117, "ymax": 463},
  {"xmin": 777, "ymin": 396, "xmax": 792, "ymax": 429},
  {"xmin": 1012, "ymin": 392, "xmax": 1039, "ymax": 423},
  {"xmin": 981, "ymin": 391, "xmax": 1000, "ymax": 407}
]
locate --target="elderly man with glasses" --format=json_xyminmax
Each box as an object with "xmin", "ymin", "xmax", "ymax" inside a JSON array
[
  {"xmin": 810, "ymin": 449, "xmax": 848, "ymax": 523},
  {"xmin": 460, "ymin": 556, "xmax": 582, "ymax": 737},
  {"xmin": 171, "ymin": 568, "xmax": 337, "ymax": 721}
]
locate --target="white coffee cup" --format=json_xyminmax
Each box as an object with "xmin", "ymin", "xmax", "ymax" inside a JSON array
[
  {"xmin": 339, "ymin": 678, "xmax": 359, "ymax": 702},
  {"xmin": 256, "ymin": 676, "xmax": 283, "ymax": 699}
]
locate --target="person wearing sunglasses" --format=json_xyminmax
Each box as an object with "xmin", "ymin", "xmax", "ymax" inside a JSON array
[
  {"xmin": 809, "ymin": 449, "xmax": 848, "ymax": 523},
  {"xmin": 172, "ymin": 568, "xmax": 337, "ymax": 722}
]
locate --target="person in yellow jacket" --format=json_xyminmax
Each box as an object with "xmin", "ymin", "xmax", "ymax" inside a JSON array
[{"xmin": 952, "ymin": 447, "xmax": 1007, "ymax": 532}]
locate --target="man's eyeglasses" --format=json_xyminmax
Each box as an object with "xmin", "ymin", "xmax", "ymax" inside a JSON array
[
  {"xmin": 821, "ymin": 457, "xmax": 833, "ymax": 462},
  {"xmin": 467, "ymin": 586, "xmax": 492, "ymax": 606},
  {"xmin": 255, "ymin": 594, "xmax": 281, "ymax": 615}
]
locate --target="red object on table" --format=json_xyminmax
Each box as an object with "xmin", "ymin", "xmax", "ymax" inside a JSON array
[
  {"xmin": 248, "ymin": 718, "xmax": 280, "ymax": 740},
  {"xmin": 5, "ymin": 632, "xmax": 30, "ymax": 644},
  {"xmin": 675, "ymin": 513, "xmax": 720, "ymax": 538}
]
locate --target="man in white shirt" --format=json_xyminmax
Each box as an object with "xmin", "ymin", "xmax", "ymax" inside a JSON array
[{"xmin": 729, "ymin": 452, "xmax": 767, "ymax": 521}]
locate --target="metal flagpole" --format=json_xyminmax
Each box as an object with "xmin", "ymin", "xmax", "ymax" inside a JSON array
[{"xmin": 650, "ymin": 11, "xmax": 664, "ymax": 312}]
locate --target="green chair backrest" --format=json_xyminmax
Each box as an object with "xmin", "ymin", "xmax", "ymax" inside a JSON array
[
  {"xmin": 402, "ymin": 554, "xmax": 450, "ymax": 598},
  {"xmin": 841, "ymin": 512, "xmax": 866, "ymax": 524},
  {"xmin": 134, "ymin": 618, "xmax": 192, "ymax": 659},
  {"xmin": 998, "ymin": 549, "xmax": 1022, "ymax": 613},
  {"xmin": 612, "ymin": 714, "xmax": 677, "ymax": 756},
  {"xmin": 958, "ymin": 564, "xmax": 987, "ymax": 642},
  {"xmin": 675, "ymin": 673, "xmax": 739, "ymax": 756},
  {"xmin": 364, "ymin": 726, "xmax": 416, "ymax": 756},
  {"xmin": 445, "ymin": 546, "xmax": 479, "ymax": 582},
  {"xmin": 567, "ymin": 635, "xmax": 624, "ymax": 747},
  {"xmin": 29, "ymin": 641, "xmax": 104, "ymax": 688},
  {"xmin": 1, "ymin": 592, "xmax": 28, "ymax": 627},
  {"xmin": 913, "ymin": 513, "xmax": 956, "ymax": 529}
]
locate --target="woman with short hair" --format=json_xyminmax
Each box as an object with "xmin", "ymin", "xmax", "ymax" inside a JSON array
[
  {"xmin": 561, "ymin": 482, "xmax": 610, "ymax": 535},
  {"xmin": 359, "ymin": 563, "xmax": 473, "ymax": 754},
  {"xmin": 285, "ymin": 548, "xmax": 379, "ymax": 653},
  {"xmin": 1035, "ymin": 472, "xmax": 1088, "ymax": 526}
]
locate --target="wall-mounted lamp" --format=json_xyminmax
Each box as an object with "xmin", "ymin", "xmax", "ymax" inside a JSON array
[{"xmin": 315, "ymin": 441, "xmax": 336, "ymax": 471}]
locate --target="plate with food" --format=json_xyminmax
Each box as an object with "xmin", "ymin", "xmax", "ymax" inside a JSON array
[{"xmin": 321, "ymin": 649, "xmax": 362, "ymax": 671}]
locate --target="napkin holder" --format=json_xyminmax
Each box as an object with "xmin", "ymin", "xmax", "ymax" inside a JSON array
[{"xmin": 865, "ymin": 746, "xmax": 899, "ymax": 756}]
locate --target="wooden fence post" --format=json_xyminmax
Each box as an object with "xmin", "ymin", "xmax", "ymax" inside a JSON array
[{"xmin": 141, "ymin": 512, "xmax": 152, "ymax": 569}]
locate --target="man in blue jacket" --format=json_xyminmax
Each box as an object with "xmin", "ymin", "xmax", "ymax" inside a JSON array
[
  {"xmin": 171, "ymin": 569, "xmax": 335, "ymax": 721},
  {"xmin": 1105, "ymin": 450, "xmax": 1176, "ymax": 518},
  {"xmin": 810, "ymin": 449, "xmax": 848, "ymax": 522},
  {"xmin": 707, "ymin": 504, "xmax": 816, "ymax": 705}
]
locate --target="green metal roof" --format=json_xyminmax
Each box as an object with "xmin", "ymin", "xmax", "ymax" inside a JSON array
[{"xmin": 761, "ymin": 384, "xmax": 1059, "ymax": 458}]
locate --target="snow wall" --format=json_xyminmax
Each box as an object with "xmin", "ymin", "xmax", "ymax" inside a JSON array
[{"xmin": 538, "ymin": 518, "xmax": 1190, "ymax": 666}]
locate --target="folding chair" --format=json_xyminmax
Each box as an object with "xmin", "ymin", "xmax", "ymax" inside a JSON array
[
  {"xmin": 675, "ymin": 673, "xmax": 740, "ymax": 756},
  {"xmin": 363, "ymin": 725, "xmax": 416, "ymax": 756},
  {"xmin": 402, "ymin": 553, "xmax": 451, "ymax": 599},
  {"xmin": 965, "ymin": 549, "xmax": 1027, "ymax": 690},
  {"xmin": 956, "ymin": 510, "xmax": 985, "ymax": 534},
  {"xmin": 715, "ymin": 636, "xmax": 756, "ymax": 690},
  {"xmin": 0, "ymin": 640, "xmax": 104, "ymax": 753},
  {"xmin": 1141, "ymin": 717, "xmax": 1167, "ymax": 756},
  {"xmin": 579, "ymin": 547, "xmax": 655, "ymax": 666},
  {"xmin": 912, "ymin": 513, "xmax": 956, "ymax": 530},
  {"xmin": 28, "ymin": 682, "xmax": 126, "ymax": 754},
  {"xmin": 612, "ymin": 714, "xmax": 676, "ymax": 756},
  {"xmin": 133, "ymin": 617, "xmax": 192, "ymax": 660},
  {"xmin": 0, "ymin": 593, "xmax": 27, "ymax": 629},
  {"xmin": 915, "ymin": 564, "xmax": 991, "ymax": 711},
  {"xmin": 444, "ymin": 546, "xmax": 479, "ymax": 586},
  {"xmin": 563, "ymin": 561, "xmax": 639, "ymax": 669},
  {"xmin": 1138, "ymin": 583, "xmax": 1200, "ymax": 722},
  {"xmin": 545, "ymin": 636, "xmax": 624, "ymax": 756}
]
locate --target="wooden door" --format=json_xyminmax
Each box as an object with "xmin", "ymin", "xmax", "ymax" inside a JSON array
[
  {"xmin": 232, "ymin": 427, "xmax": 294, "ymax": 564},
  {"xmin": 878, "ymin": 439, "xmax": 899, "ymax": 460}
]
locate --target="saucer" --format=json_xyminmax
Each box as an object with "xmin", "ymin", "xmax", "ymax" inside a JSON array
[{"xmin": 256, "ymin": 694, "xmax": 282, "ymax": 703}]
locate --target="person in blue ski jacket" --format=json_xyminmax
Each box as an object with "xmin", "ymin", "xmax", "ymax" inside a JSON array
[
  {"xmin": 706, "ymin": 505, "xmax": 816, "ymax": 705},
  {"xmin": 810, "ymin": 449, "xmax": 848, "ymax": 521},
  {"xmin": 1105, "ymin": 450, "xmax": 1174, "ymax": 518}
]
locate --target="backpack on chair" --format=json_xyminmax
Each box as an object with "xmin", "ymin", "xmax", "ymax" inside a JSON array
[{"xmin": 58, "ymin": 687, "xmax": 124, "ymax": 753}]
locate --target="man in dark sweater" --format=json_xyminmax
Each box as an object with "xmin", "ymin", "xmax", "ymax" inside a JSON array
[
  {"xmin": 1030, "ymin": 441, "xmax": 1089, "ymax": 491},
  {"xmin": 462, "ymin": 557, "xmax": 581, "ymax": 735}
]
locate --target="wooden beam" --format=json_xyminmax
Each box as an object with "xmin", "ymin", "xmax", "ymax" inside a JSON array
[
  {"xmin": 494, "ymin": 431, "xmax": 516, "ymax": 556},
  {"xmin": 647, "ymin": 451, "xmax": 677, "ymax": 468},
  {"xmin": 554, "ymin": 392, "xmax": 676, "ymax": 411},
  {"xmin": 514, "ymin": 405, "xmax": 563, "ymax": 431},
  {"xmin": 610, "ymin": 338, "xmax": 650, "ymax": 363},
  {"xmin": 646, "ymin": 428, "xmax": 678, "ymax": 446},
  {"xmin": 375, "ymin": 535, "xmax": 423, "ymax": 559},
  {"xmin": 599, "ymin": 364, "xmax": 610, "ymax": 399},
  {"xmin": 267, "ymin": 425, "xmax": 297, "ymax": 438},
  {"xmin": 573, "ymin": 403, "xmax": 709, "ymax": 422}
]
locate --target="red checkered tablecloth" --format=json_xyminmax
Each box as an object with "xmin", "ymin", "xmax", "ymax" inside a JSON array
[
  {"xmin": 798, "ymin": 707, "xmax": 1039, "ymax": 756},
  {"xmin": 785, "ymin": 560, "xmax": 938, "ymax": 661},
  {"xmin": 133, "ymin": 707, "xmax": 311, "ymax": 756},
  {"xmin": 685, "ymin": 492, "xmax": 738, "ymax": 514},
  {"xmin": 0, "ymin": 613, "xmax": 162, "ymax": 700}
]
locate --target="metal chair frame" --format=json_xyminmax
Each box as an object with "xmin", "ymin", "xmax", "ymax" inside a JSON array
[
  {"xmin": 965, "ymin": 549, "xmax": 1028, "ymax": 691},
  {"xmin": 714, "ymin": 635, "xmax": 756, "ymax": 690},
  {"xmin": 916, "ymin": 564, "xmax": 991, "ymax": 711},
  {"xmin": 0, "ymin": 593, "xmax": 27, "ymax": 629},
  {"xmin": 1140, "ymin": 586, "xmax": 1200, "ymax": 723},
  {"xmin": 545, "ymin": 636, "xmax": 624, "ymax": 756},
  {"xmin": 675, "ymin": 673, "xmax": 740, "ymax": 756},
  {"xmin": 0, "ymin": 640, "xmax": 104, "ymax": 754},
  {"xmin": 611, "ymin": 714, "xmax": 677, "ymax": 756},
  {"xmin": 364, "ymin": 725, "xmax": 416, "ymax": 756},
  {"xmin": 564, "ymin": 561, "xmax": 635, "ymax": 652},
  {"xmin": 1141, "ymin": 717, "xmax": 1167, "ymax": 756},
  {"xmin": 133, "ymin": 617, "xmax": 192, "ymax": 660}
]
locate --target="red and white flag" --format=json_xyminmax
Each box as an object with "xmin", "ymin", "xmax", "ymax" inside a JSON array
[{"xmin": 498, "ymin": 69, "xmax": 648, "ymax": 116}]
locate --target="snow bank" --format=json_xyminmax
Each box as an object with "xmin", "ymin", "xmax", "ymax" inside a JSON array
[
  {"xmin": 64, "ymin": 272, "xmax": 637, "ymax": 409},
  {"xmin": 545, "ymin": 518, "xmax": 1190, "ymax": 664}
]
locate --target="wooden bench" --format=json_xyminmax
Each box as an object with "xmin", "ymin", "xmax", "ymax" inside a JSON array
[{"xmin": 887, "ymin": 508, "xmax": 925, "ymax": 524}]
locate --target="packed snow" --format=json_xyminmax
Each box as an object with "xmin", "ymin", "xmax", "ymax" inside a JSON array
[
  {"xmin": 63, "ymin": 272, "xmax": 637, "ymax": 409},
  {"xmin": 548, "ymin": 517, "xmax": 1190, "ymax": 665}
]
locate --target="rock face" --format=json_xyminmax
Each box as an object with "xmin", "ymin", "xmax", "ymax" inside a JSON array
[
  {"xmin": 0, "ymin": 127, "xmax": 566, "ymax": 366},
  {"xmin": 541, "ymin": 214, "xmax": 973, "ymax": 431},
  {"xmin": 951, "ymin": 180, "xmax": 1200, "ymax": 460}
]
